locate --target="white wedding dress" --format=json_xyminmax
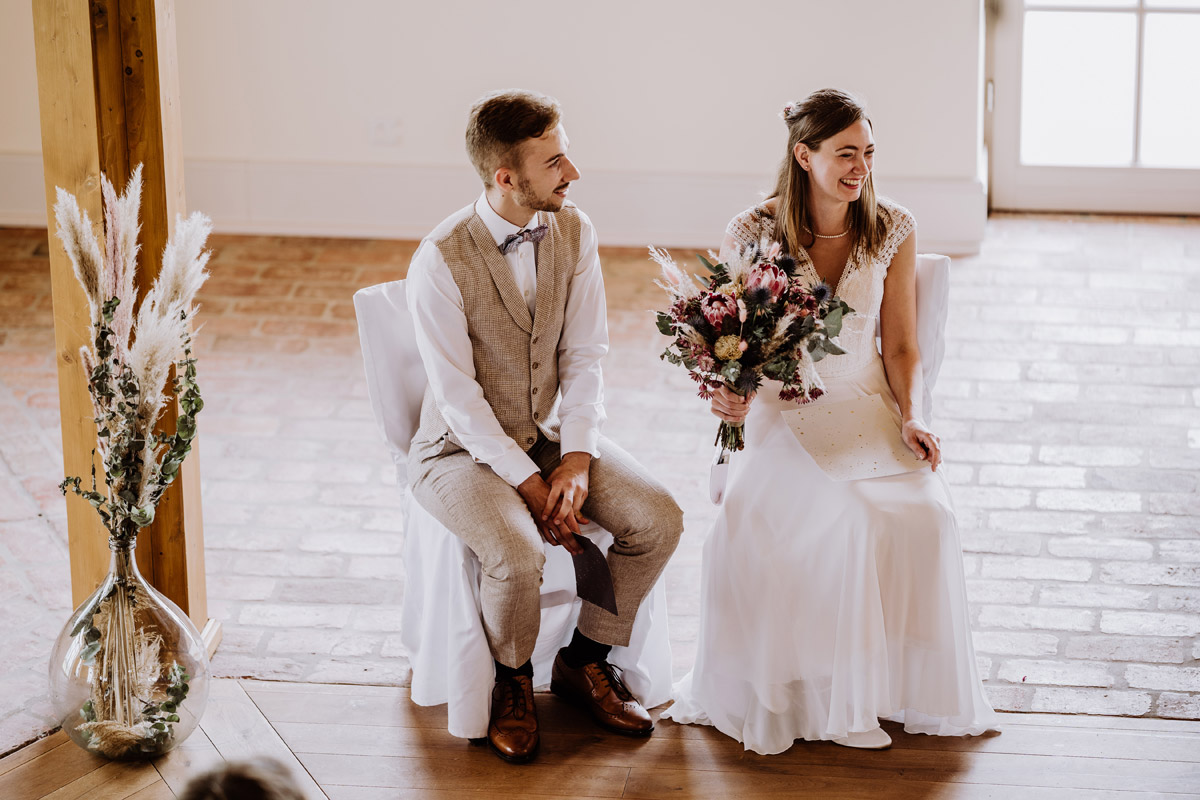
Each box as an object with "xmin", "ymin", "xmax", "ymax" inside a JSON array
[{"xmin": 661, "ymin": 199, "xmax": 998, "ymax": 754}]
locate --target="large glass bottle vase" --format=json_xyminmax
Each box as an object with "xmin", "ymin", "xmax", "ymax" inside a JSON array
[{"xmin": 48, "ymin": 539, "xmax": 210, "ymax": 759}]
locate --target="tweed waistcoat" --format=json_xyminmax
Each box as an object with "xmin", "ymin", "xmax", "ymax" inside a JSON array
[{"xmin": 413, "ymin": 201, "xmax": 584, "ymax": 454}]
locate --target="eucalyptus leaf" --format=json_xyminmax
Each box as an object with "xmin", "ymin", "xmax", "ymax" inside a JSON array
[
  {"xmin": 80, "ymin": 641, "xmax": 101, "ymax": 664},
  {"xmin": 655, "ymin": 312, "xmax": 674, "ymax": 336}
]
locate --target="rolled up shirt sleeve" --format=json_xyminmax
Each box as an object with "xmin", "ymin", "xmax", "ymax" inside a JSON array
[
  {"xmin": 406, "ymin": 240, "xmax": 540, "ymax": 487},
  {"xmin": 556, "ymin": 210, "xmax": 609, "ymax": 458}
]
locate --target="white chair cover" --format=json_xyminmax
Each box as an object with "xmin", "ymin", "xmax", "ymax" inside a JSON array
[
  {"xmin": 913, "ymin": 253, "xmax": 951, "ymax": 422},
  {"xmin": 353, "ymin": 281, "xmax": 673, "ymax": 739},
  {"xmin": 874, "ymin": 252, "xmax": 951, "ymax": 422}
]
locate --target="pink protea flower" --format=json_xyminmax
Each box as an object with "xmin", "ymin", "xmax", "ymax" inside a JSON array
[
  {"xmin": 700, "ymin": 292, "xmax": 738, "ymax": 326},
  {"xmin": 747, "ymin": 264, "xmax": 788, "ymax": 302}
]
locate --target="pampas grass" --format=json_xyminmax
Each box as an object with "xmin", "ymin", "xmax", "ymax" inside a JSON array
[{"xmin": 55, "ymin": 165, "xmax": 209, "ymax": 543}]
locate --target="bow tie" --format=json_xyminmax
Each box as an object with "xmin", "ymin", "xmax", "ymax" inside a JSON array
[{"xmin": 499, "ymin": 224, "xmax": 548, "ymax": 255}]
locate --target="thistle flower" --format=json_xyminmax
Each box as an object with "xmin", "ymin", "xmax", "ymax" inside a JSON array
[
  {"xmin": 810, "ymin": 282, "xmax": 832, "ymax": 304},
  {"xmin": 775, "ymin": 254, "xmax": 797, "ymax": 277},
  {"xmin": 745, "ymin": 286, "xmax": 773, "ymax": 308}
]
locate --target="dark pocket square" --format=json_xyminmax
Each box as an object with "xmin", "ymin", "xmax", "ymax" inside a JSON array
[{"xmin": 571, "ymin": 534, "xmax": 617, "ymax": 615}]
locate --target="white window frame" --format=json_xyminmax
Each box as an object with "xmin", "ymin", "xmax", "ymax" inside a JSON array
[{"xmin": 989, "ymin": 0, "xmax": 1200, "ymax": 213}]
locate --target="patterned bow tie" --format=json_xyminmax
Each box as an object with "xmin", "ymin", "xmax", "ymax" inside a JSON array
[{"xmin": 499, "ymin": 224, "xmax": 548, "ymax": 254}]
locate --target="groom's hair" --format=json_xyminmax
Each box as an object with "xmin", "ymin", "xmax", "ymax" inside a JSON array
[{"xmin": 466, "ymin": 89, "xmax": 561, "ymax": 188}]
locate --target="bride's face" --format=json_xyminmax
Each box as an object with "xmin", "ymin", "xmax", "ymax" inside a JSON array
[{"xmin": 796, "ymin": 119, "xmax": 875, "ymax": 206}]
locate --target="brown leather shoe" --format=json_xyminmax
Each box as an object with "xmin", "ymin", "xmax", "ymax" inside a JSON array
[
  {"xmin": 487, "ymin": 674, "xmax": 539, "ymax": 763},
  {"xmin": 550, "ymin": 650, "xmax": 654, "ymax": 737}
]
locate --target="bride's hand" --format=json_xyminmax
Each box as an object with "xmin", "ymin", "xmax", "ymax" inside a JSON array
[
  {"xmin": 902, "ymin": 418, "xmax": 942, "ymax": 470},
  {"xmin": 711, "ymin": 386, "xmax": 755, "ymax": 423}
]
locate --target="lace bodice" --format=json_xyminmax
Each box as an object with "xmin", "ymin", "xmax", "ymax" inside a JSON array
[{"xmin": 720, "ymin": 198, "xmax": 915, "ymax": 379}]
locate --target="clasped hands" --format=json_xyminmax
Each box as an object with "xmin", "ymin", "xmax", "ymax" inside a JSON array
[
  {"xmin": 710, "ymin": 385, "xmax": 942, "ymax": 471},
  {"xmin": 516, "ymin": 451, "xmax": 591, "ymax": 555}
]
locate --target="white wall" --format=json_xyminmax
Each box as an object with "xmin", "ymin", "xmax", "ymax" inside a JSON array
[{"xmin": 0, "ymin": 0, "xmax": 986, "ymax": 252}]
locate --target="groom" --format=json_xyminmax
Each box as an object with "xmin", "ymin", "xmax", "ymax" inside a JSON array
[{"xmin": 405, "ymin": 89, "xmax": 684, "ymax": 763}]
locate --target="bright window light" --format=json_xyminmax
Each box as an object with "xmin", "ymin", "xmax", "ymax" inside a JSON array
[
  {"xmin": 1020, "ymin": 11, "xmax": 1138, "ymax": 166},
  {"xmin": 1140, "ymin": 13, "xmax": 1200, "ymax": 167}
]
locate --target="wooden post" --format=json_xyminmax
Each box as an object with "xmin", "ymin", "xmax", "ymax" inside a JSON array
[{"xmin": 32, "ymin": 0, "xmax": 219, "ymax": 654}]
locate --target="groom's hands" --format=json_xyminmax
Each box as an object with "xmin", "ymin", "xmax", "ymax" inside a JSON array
[{"xmin": 515, "ymin": 452, "xmax": 592, "ymax": 555}]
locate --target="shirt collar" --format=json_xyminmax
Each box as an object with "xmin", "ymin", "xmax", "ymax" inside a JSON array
[{"xmin": 475, "ymin": 193, "xmax": 540, "ymax": 247}]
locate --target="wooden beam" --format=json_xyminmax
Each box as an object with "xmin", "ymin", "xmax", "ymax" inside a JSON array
[
  {"xmin": 32, "ymin": 0, "xmax": 213, "ymax": 639},
  {"xmin": 33, "ymin": 0, "xmax": 115, "ymax": 616}
]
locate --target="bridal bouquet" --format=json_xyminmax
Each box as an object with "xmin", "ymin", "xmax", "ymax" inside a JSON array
[{"xmin": 652, "ymin": 241, "xmax": 852, "ymax": 452}]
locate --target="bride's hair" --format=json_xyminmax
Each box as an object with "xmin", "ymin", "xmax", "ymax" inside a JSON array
[{"xmin": 769, "ymin": 89, "xmax": 887, "ymax": 261}]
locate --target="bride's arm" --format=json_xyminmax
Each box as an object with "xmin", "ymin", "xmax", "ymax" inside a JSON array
[{"xmin": 879, "ymin": 230, "xmax": 942, "ymax": 470}]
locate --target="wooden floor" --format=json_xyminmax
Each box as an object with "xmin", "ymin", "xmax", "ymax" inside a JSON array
[{"xmin": 2, "ymin": 680, "xmax": 1199, "ymax": 799}]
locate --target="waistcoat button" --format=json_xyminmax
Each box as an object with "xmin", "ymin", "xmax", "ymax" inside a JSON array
[
  {"xmin": 526, "ymin": 436, "xmax": 536, "ymax": 444},
  {"xmin": 531, "ymin": 387, "xmax": 539, "ymax": 395},
  {"xmin": 533, "ymin": 412, "xmax": 540, "ymax": 420},
  {"xmin": 531, "ymin": 336, "xmax": 539, "ymax": 345},
  {"xmin": 531, "ymin": 361, "xmax": 540, "ymax": 370}
]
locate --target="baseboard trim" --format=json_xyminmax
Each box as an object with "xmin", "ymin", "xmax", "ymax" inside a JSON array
[{"xmin": 1, "ymin": 153, "xmax": 985, "ymax": 254}]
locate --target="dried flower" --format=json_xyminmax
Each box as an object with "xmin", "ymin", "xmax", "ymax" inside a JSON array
[
  {"xmin": 653, "ymin": 239, "xmax": 851, "ymax": 452},
  {"xmin": 747, "ymin": 263, "xmax": 788, "ymax": 302},
  {"xmin": 649, "ymin": 246, "xmax": 701, "ymax": 300},
  {"xmin": 55, "ymin": 165, "xmax": 210, "ymax": 545},
  {"xmin": 701, "ymin": 293, "xmax": 738, "ymax": 326},
  {"xmin": 715, "ymin": 335, "xmax": 742, "ymax": 361}
]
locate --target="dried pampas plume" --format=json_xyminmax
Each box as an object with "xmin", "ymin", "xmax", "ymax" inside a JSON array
[
  {"xmin": 648, "ymin": 246, "xmax": 701, "ymax": 300},
  {"xmin": 101, "ymin": 165, "xmax": 143, "ymax": 351},
  {"xmin": 54, "ymin": 165, "xmax": 211, "ymax": 539},
  {"xmin": 53, "ymin": 188, "xmax": 105, "ymax": 325}
]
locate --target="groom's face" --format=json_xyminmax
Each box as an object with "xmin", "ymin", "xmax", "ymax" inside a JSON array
[{"xmin": 511, "ymin": 124, "xmax": 581, "ymax": 213}]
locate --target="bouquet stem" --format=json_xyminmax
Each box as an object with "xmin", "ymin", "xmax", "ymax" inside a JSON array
[
  {"xmin": 715, "ymin": 420, "xmax": 745, "ymax": 452},
  {"xmin": 714, "ymin": 383, "xmax": 748, "ymax": 452}
]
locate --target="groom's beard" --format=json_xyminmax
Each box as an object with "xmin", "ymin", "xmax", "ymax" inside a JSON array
[{"xmin": 514, "ymin": 175, "xmax": 569, "ymax": 213}]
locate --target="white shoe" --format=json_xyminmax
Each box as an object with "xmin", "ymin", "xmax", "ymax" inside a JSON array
[{"xmin": 832, "ymin": 727, "xmax": 892, "ymax": 749}]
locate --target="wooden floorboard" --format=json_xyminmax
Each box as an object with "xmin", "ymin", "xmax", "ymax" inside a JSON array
[
  {"xmin": 0, "ymin": 738, "xmax": 111, "ymax": 800},
  {"xmin": 40, "ymin": 761, "xmax": 160, "ymax": 800},
  {"xmin": 272, "ymin": 720, "xmax": 1200, "ymax": 794},
  {"xmin": 150, "ymin": 726, "xmax": 224, "ymax": 797},
  {"xmin": 200, "ymin": 680, "xmax": 327, "ymax": 799},
  {"xmin": 2, "ymin": 679, "xmax": 1199, "ymax": 799},
  {"xmin": 620, "ymin": 768, "xmax": 1188, "ymax": 800},
  {"xmin": 126, "ymin": 781, "xmax": 179, "ymax": 800},
  {"xmin": 0, "ymin": 732, "xmax": 69, "ymax": 778}
]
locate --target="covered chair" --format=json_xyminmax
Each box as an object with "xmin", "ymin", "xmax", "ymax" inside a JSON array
[{"xmin": 354, "ymin": 280, "xmax": 673, "ymax": 739}]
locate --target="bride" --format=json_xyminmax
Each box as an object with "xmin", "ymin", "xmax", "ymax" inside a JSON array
[{"xmin": 661, "ymin": 89, "xmax": 998, "ymax": 754}]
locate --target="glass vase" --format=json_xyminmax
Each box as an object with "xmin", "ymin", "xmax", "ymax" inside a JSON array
[{"xmin": 48, "ymin": 538, "xmax": 210, "ymax": 759}]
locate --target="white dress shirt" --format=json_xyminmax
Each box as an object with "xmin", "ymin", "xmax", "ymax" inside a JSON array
[{"xmin": 406, "ymin": 194, "xmax": 609, "ymax": 487}]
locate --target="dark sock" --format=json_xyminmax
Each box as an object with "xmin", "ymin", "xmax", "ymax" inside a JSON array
[
  {"xmin": 562, "ymin": 629, "xmax": 611, "ymax": 668},
  {"xmin": 494, "ymin": 659, "xmax": 533, "ymax": 680}
]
